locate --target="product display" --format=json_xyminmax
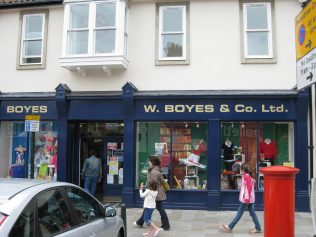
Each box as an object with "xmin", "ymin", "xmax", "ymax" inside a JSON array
[
  {"xmin": 259, "ymin": 138, "xmax": 277, "ymax": 166},
  {"xmin": 159, "ymin": 124, "xmax": 207, "ymax": 190}
]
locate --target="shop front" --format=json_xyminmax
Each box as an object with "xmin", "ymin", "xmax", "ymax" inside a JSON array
[{"xmin": 0, "ymin": 83, "xmax": 310, "ymax": 211}]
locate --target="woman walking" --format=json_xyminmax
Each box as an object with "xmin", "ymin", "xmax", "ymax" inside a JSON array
[{"xmin": 134, "ymin": 155, "xmax": 170, "ymax": 231}]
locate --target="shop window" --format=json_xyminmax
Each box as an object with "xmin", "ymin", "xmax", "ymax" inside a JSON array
[
  {"xmin": 220, "ymin": 122, "xmax": 294, "ymax": 191},
  {"xmin": 156, "ymin": 3, "xmax": 190, "ymax": 65},
  {"xmin": 136, "ymin": 122, "xmax": 208, "ymax": 190},
  {"xmin": 0, "ymin": 121, "xmax": 58, "ymax": 180},
  {"xmin": 18, "ymin": 11, "xmax": 48, "ymax": 69},
  {"xmin": 241, "ymin": 1, "xmax": 276, "ymax": 63}
]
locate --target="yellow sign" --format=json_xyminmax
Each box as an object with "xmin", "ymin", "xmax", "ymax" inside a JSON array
[
  {"xmin": 295, "ymin": 0, "xmax": 316, "ymax": 60},
  {"xmin": 25, "ymin": 115, "xmax": 40, "ymax": 120},
  {"xmin": 283, "ymin": 162, "xmax": 294, "ymax": 168}
]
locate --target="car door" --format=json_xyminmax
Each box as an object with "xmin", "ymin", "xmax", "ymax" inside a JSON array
[
  {"xmin": 63, "ymin": 187, "xmax": 117, "ymax": 237},
  {"xmin": 35, "ymin": 188, "xmax": 85, "ymax": 237}
]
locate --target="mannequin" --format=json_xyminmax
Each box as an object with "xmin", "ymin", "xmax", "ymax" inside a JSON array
[
  {"xmin": 259, "ymin": 138, "xmax": 277, "ymax": 166},
  {"xmin": 222, "ymin": 138, "xmax": 234, "ymax": 164},
  {"xmin": 222, "ymin": 138, "xmax": 235, "ymax": 189},
  {"xmin": 15, "ymin": 145, "xmax": 26, "ymax": 166}
]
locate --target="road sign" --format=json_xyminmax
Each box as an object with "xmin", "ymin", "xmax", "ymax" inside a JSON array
[
  {"xmin": 295, "ymin": 0, "xmax": 316, "ymax": 61},
  {"xmin": 297, "ymin": 47, "xmax": 316, "ymax": 90},
  {"xmin": 25, "ymin": 120, "xmax": 40, "ymax": 132},
  {"xmin": 296, "ymin": 0, "xmax": 316, "ymax": 89}
]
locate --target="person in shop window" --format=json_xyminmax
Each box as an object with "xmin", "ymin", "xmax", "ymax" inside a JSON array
[
  {"xmin": 81, "ymin": 150, "xmax": 102, "ymax": 196},
  {"xmin": 133, "ymin": 155, "xmax": 171, "ymax": 231}
]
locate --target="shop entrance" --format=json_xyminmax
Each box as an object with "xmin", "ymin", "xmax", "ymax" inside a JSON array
[{"xmin": 77, "ymin": 122, "xmax": 124, "ymax": 203}]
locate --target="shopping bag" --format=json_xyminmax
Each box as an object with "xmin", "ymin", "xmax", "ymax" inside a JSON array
[{"xmin": 161, "ymin": 179, "xmax": 170, "ymax": 192}]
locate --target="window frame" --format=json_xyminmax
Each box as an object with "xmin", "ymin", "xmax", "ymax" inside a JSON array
[
  {"xmin": 64, "ymin": 0, "xmax": 118, "ymax": 57},
  {"xmin": 156, "ymin": 2, "xmax": 190, "ymax": 65},
  {"xmin": 17, "ymin": 10, "xmax": 48, "ymax": 69},
  {"xmin": 240, "ymin": 0, "xmax": 276, "ymax": 64}
]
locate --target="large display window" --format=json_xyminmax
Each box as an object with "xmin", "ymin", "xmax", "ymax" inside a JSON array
[
  {"xmin": 220, "ymin": 122, "xmax": 294, "ymax": 191},
  {"xmin": 0, "ymin": 121, "xmax": 58, "ymax": 180},
  {"xmin": 136, "ymin": 122, "xmax": 208, "ymax": 190}
]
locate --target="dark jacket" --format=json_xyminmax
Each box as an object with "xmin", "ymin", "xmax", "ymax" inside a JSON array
[{"xmin": 147, "ymin": 166, "xmax": 166, "ymax": 201}]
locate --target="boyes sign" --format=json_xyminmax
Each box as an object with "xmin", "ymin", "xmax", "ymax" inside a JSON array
[{"xmin": 296, "ymin": 0, "xmax": 316, "ymax": 90}]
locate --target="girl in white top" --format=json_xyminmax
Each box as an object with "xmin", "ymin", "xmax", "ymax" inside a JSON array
[{"xmin": 139, "ymin": 180, "xmax": 160, "ymax": 237}]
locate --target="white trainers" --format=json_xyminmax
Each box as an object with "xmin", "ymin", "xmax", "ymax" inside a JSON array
[{"xmin": 133, "ymin": 221, "xmax": 143, "ymax": 228}]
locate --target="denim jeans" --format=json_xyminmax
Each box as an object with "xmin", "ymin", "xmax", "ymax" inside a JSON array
[
  {"xmin": 136, "ymin": 200, "xmax": 170, "ymax": 230},
  {"xmin": 228, "ymin": 202, "xmax": 261, "ymax": 231},
  {"xmin": 143, "ymin": 208, "xmax": 154, "ymax": 226},
  {"xmin": 84, "ymin": 176, "xmax": 98, "ymax": 195}
]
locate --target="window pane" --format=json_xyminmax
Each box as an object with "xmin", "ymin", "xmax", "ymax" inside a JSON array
[
  {"xmin": 68, "ymin": 31, "xmax": 88, "ymax": 54},
  {"xmin": 247, "ymin": 32, "xmax": 268, "ymax": 56},
  {"xmin": 9, "ymin": 201, "xmax": 34, "ymax": 237},
  {"xmin": 96, "ymin": 2, "xmax": 116, "ymax": 27},
  {"xmin": 37, "ymin": 189, "xmax": 75, "ymax": 236},
  {"xmin": 220, "ymin": 122, "xmax": 294, "ymax": 191},
  {"xmin": 163, "ymin": 7, "xmax": 183, "ymax": 32},
  {"xmin": 162, "ymin": 34, "xmax": 183, "ymax": 57},
  {"xmin": 22, "ymin": 57, "xmax": 41, "ymax": 64},
  {"xmin": 247, "ymin": 5, "xmax": 267, "ymax": 29},
  {"xmin": 70, "ymin": 5, "xmax": 89, "ymax": 29},
  {"xmin": 136, "ymin": 122, "xmax": 208, "ymax": 190},
  {"xmin": 25, "ymin": 15, "xmax": 43, "ymax": 39},
  {"xmin": 65, "ymin": 187, "xmax": 102, "ymax": 223},
  {"xmin": 24, "ymin": 40, "xmax": 42, "ymax": 56},
  {"xmin": 95, "ymin": 30, "xmax": 115, "ymax": 53}
]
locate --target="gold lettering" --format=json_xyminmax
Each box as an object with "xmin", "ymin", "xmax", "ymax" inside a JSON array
[
  {"xmin": 40, "ymin": 106, "xmax": 48, "ymax": 113},
  {"xmin": 235, "ymin": 104, "xmax": 244, "ymax": 112},
  {"xmin": 165, "ymin": 105, "xmax": 174, "ymax": 112},
  {"xmin": 7, "ymin": 106, "xmax": 14, "ymax": 113},
  {"xmin": 144, "ymin": 105, "xmax": 157, "ymax": 113},
  {"xmin": 195, "ymin": 105, "xmax": 204, "ymax": 112},
  {"xmin": 32, "ymin": 106, "xmax": 39, "ymax": 113},
  {"xmin": 262, "ymin": 104, "xmax": 269, "ymax": 112},
  {"xmin": 185, "ymin": 105, "xmax": 195, "ymax": 112},
  {"xmin": 204, "ymin": 105, "xmax": 214, "ymax": 112},
  {"xmin": 15, "ymin": 106, "xmax": 23, "ymax": 113},
  {"xmin": 175, "ymin": 105, "xmax": 185, "ymax": 112}
]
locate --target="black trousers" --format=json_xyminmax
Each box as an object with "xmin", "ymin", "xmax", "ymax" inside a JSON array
[{"xmin": 136, "ymin": 200, "xmax": 170, "ymax": 230}]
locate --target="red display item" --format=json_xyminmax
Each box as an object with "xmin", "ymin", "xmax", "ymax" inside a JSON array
[
  {"xmin": 260, "ymin": 166, "xmax": 299, "ymax": 237},
  {"xmin": 259, "ymin": 139, "xmax": 277, "ymax": 159}
]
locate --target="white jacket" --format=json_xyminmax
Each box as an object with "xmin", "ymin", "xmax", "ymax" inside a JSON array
[{"xmin": 139, "ymin": 189, "xmax": 158, "ymax": 208}]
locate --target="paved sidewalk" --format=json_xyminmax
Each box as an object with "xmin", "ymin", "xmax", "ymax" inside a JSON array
[{"xmin": 124, "ymin": 208, "xmax": 314, "ymax": 237}]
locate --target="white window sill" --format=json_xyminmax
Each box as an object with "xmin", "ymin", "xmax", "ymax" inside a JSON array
[{"xmin": 59, "ymin": 55, "xmax": 129, "ymax": 76}]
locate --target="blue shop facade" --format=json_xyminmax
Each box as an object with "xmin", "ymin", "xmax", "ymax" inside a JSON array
[{"xmin": 0, "ymin": 83, "xmax": 310, "ymax": 212}]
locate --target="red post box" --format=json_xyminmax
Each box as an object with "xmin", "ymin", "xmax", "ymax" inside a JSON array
[{"xmin": 260, "ymin": 166, "xmax": 299, "ymax": 237}]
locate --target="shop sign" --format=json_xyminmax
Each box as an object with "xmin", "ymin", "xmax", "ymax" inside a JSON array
[
  {"xmin": 295, "ymin": 0, "xmax": 316, "ymax": 89},
  {"xmin": 142, "ymin": 103, "xmax": 289, "ymax": 114},
  {"xmin": 107, "ymin": 142, "xmax": 117, "ymax": 150}
]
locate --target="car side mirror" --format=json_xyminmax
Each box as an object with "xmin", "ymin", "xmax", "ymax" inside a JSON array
[{"xmin": 105, "ymin": 206, "xmax": 116, "ymax": 217}]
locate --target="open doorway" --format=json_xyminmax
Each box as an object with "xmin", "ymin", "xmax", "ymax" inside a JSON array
[{"xmin": 77, "ymin": 122, "xmax": 124, "ymax": 203}]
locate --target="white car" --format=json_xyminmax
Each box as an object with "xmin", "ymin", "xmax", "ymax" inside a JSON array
[{"xmin": 0, "ymin": 178, "xmax": 125, "ymax": 237}]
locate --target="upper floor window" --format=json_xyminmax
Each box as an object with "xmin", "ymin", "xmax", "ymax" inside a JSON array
[
  {"xmin": 156, "ymin": 3, "xmax": 189, "ymax": 65},
  {"xmin": 66, "ymin": 1, "xmax": 117, "ymax": 56},
  {"xmin": 242, "ymin": 2, "xmax": 274, "ymax": 61},
  {"xmin": 60, "ymin": 0, "xmax": 128, "ymax": 75},
  {"xmin": 18, "ymin": 12, "xmax": 48, "ymax": 69}
]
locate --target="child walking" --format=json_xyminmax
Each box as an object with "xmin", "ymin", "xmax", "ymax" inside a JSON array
[
  {"xmin": 222, "ymin": 163, "xmax": 262, "ymax": 233},
  {"xmin": 139, "ymin": 180, "xmax": 161, "ymax": 237}
]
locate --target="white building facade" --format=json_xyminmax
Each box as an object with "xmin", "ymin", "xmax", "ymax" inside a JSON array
[{"xmin": 0, "ymin": 0, "xmax": 312, "ymax": 212}]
